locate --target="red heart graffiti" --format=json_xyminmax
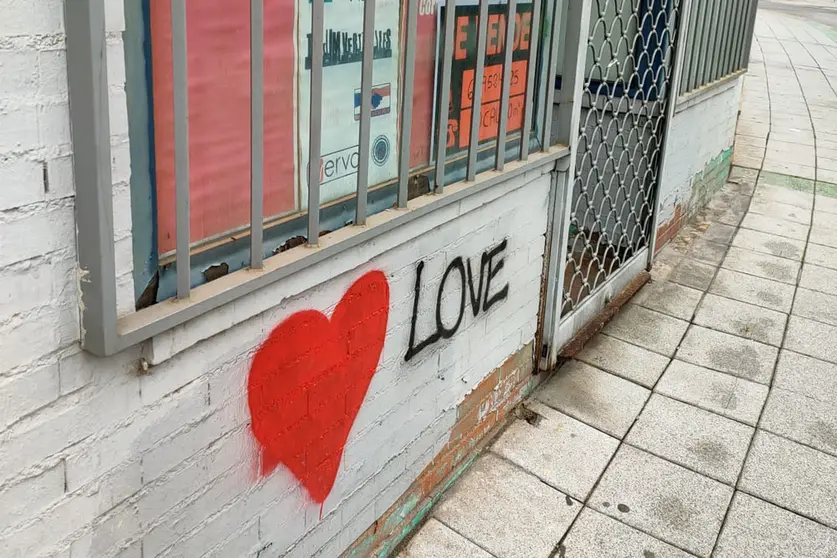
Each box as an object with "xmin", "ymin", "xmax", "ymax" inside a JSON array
[{"xmin": 247, "ymin": 270, "xmax": 389, "ymax": 504}]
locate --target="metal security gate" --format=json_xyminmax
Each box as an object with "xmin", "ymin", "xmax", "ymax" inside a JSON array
[{"xmin": 540, "ymin": 0, "xmax": 688, "ymax": 368}]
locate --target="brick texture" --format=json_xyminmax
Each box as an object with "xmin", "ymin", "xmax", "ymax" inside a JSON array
[{"xmin": 0, "ymin": 6, "xmax": 552, "ymax": 550}]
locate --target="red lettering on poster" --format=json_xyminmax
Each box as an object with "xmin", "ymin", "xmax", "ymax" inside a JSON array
[
  {"xmin": 458, "ymin": 94, "xmax": 525, "ymax": 147},
  {"xmin": 461, "ymin": 60, "xmax": 528, "ymax": 109},
  {"xmin": 247, "ymin": 271, "xmax": 390, "ymax": 505}
]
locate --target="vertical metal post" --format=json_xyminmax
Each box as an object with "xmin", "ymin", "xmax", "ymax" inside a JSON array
[
  {"xmin": 690, "ymin": 0, "xmax": 710, "ymax": 91},
  {"xmin": 494, "ymin": 0, "xmax": 517, "ymax": 171},
  {"xmin": 251, "ymin": 0, "xmax": 265, "ymax": 269},
  {"xmin": 541, "ymin": 0, "xmax": 567, "ymax": 150},
  {"xmin": 715, "ymin": 0, "xmax": 734, "ymax": 80},
  {"xmin": 65, "ymin": 0, "xmax": 119, "ymax": 356},
  {"xmin": 434, "ymin": 0, "xmax": 457, "ymax": 192},
  {"xmin": 520, "ymin": 0, "xmax": 543, "ymax": 159},
  {"xmin": 495, "ymin": 0, "xmax": 518, "ymax": 171},
  {"xmin": 730, "ymin": 0, "xmax": 748, "ymax": 73},
  {"xmin": 647, "ymin": 0, "xmax": 693, "ymax": 268},
  {"xmin": 739, "ymin": 0, "xmax": 759, "ymax": 69},
  {"xmin": 678, "ymin": 0, "xmax": 698, "ymax": 95},
  {"xmin": 542, "ymin": 0, "xmax": 592, "ymax": 370},
  {"xmin": 467, "ymin": 0, "xmax": 490, "ymax": 181},
  {"xmin": 172, "ymin": 0, "xmax": 191, "ymax": 298},
  {"xmin": 703, "ymin": 0, "xmax": 722, "ymax": 84},
  {"xmin": 356, "ymin": 0, "xmax": 376, "ymax": 224},
  {"xmin": 397, "ymin": 0, "xmax": 419, "ymax": 207},
  {"xmin": 308, "ymin": 0, "xmax": 325, "ymax": 243}
]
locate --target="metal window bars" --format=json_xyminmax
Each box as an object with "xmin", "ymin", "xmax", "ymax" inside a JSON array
[
  {"xmin": 678, "ymin": 0, "xmax": 757, "ymax": 96},
  {"xmin": 67, "ymin": 0, "xmax": 576, "ymax": 356}
]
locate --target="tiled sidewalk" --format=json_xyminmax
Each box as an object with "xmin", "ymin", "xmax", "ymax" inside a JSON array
[{"xmin": 398, "ymin": 6, "xmax": 837, "ymax": 558}]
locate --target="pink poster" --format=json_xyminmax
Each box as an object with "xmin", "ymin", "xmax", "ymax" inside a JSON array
[{"xmin": 151, "ymin": 0, "xmax": 297, "ymax": 255}]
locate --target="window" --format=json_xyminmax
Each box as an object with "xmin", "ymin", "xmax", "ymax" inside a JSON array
[{"xmin": 68, "ymin": 0, "xmax": 572, "ymax": 355}]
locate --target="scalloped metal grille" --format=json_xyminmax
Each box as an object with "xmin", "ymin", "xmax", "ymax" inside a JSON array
[{"xmin": 562, "ymin": 0, "xmax": 681, "ymax": 315}]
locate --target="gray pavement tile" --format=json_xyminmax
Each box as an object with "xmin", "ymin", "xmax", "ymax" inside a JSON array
[
  {"xmin": 721, "ymin": 246, "xmax": 801, "ymax": 284},
  {"xmin": 761, "ymin": 387, "xmax": 837, "ymax": 457},
  {"xmin": 602, "ymin": 305, "xmax": 690, "ymax": 357},
  {"xmin": 714, "ymin": 492, "xmax": 837, "ymax": 558},
  {"xmin": 632, "ymin": 280, "xmax": 703, "ymax": 322},
  {"xmin": 799, "ymin": 263, "xmax": 837, "ymax": 296},
  {"xmin": 701, "ymin": 222, "xmax": 738, "ymax": 245},
  {"xmin": 669, "ymin": 259, "xmax": 718, "ymax": 291},
  {"xmin": 732, "ymin": 228, "xmax": 805, "ymax": 261},
  {"xmin": 729, "ymin": 166, "xmax": 759, "ymax": 187},
  {"xmin": 655, "ymin": 360, "xmax": 768, "ymax": 427},
  {"xmin": 753, "ymin": 184, "xmax": 814, "ymax": 210},
  {"xmin": 740, "ymin": 213, "xmax": 810, "ymax": 240},
  {"xmin": 762, "ymin": 160, "xmax": 816, "ymax": 180},
  {"xmin": 686, "ymin": 239, "xmax": 729, "ymax": 266},
  {"xmin": 693, "ymin": 293, "xmax": 787, "ymax": 346},
  {"xmin": 676, "ymin": 326, "xmax": 778, "ymax": 385},
  {"xmin": 748, "ymin": 198, "xmax": 811, "ymax": 225},
  {"xmin": 576, "ymin": 333, "xmax": 670, "ymax": 388},
  {"xmin": 805, "ymin": 243, "xmax": 837, "ymax": 271},
  {"xmin": 434, "ymin": 454, "xmax": 580, "ymax": 558},
  {"xmin": 774, "ymin": 350, "xmax": 837, "ymax": 403},
  {"xmin": 792, "ymin": 288, "xmax": 837, "ymax": 327},
  {"xmin": 740, "ymin": 431, "xmax": 837, "ymax": 530},
  {"xmin": 536, "ymin": 360, "xmax": 650, "ymax": 438},
  {"xmin": 709, "ymin": 268, "xmax": 795, "ymax": 313},
  {"xmin": 785, "ymin": 315, "xmax": 837, "ymax": 365},
  {"xmin": 815, "ymin": 195, "xmax": 837, "ymax": 215},
  {"xmin": 397, "ymin": 519, "xmax": 493, "ymax": 558},
  {"xmin": 590, "ymin": 445, "xmax": 733, "ymax": 557},
  {"xmin": 560, "ymin": 507, "xmax": 695, "ymax": 558},
  {"xmin": 626, "ymin": 395, "xmax": 754, "ymax": 485},
  {"xmin": 812, "ymin": 210, "xmax": 837, "ymax": 232},
  {"xmin": 491, "ymin": 402, "xmax": 619, "ymax": 500},
  {"xmin": 810, "ymin": 225, "xmax": 837, "ymax": 248}
]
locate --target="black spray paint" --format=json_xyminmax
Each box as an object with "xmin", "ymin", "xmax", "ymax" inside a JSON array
[{"xmin": 405, "ymin": 239, "xmax": 510, "ymax": 362}]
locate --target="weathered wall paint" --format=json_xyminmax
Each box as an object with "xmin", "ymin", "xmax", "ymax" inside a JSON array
[{"xmin": 655, "ymin": 80, "xmax": 742, "ymax": 247}]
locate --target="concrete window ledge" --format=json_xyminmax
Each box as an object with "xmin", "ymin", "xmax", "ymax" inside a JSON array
[
  {"xmin": 138, "ymin": 149, "xmax": 568, "ymax": 366},
  {"xmin": 675, "ymin": 70, "xmax": 746, "ymax": 114}
]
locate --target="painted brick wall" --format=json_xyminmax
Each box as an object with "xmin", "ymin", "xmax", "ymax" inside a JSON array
[
  {"xmin": 655, "ymin": 80, "xmax": 742, "ymax": 250},
  {"xmin": 0, "ymin": 3, "xmax": 551, "ymax": 552}
]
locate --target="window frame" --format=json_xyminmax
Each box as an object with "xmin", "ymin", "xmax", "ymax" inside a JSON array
[{"xmin": 68, "ymin": 0, "xmax": 574, "ymax": 357}]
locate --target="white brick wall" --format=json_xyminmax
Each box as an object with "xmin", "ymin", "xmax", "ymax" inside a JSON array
[
  {"xmin": 0, "ymin": 3, "xmax": 553, "ymax": 557},
  {"xmin": 658, "ymin": 80, "xmax": 743, "ymax": 224}
]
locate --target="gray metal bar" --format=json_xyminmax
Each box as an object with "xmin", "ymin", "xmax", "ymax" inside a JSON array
[
  {"xmin": 251, "ymin": 0, "xmax": 264, "ymax": 269},
  {"xmin": 739, "ymin": 0, "xmax": 759, "ymax": 69},
  {"xmin": 698, "ymin": 0, "xmax": 719, "ymax": 86},
  {"xmin": 716, "ymin": 0, "xmax": 734, "ymax": 80},
  {"xmin": 690, "ymin": 0, "xmax": 710, "ymax": 91},
  {"xmin": 647, "ymin": 0, "xmax": 693, "ymax": 267},
  {"xmin": 308, "ymin": 0, "xmax": 324, "ymax": 243},
  {"xmin": 434, "ymin": 0, "xmax": 457, "ymax": 192},
  {"xmin": 495, "ymin": 0, "xmax": 518, "ymax": 171},
  {"xmin": 117, "ymin": 148, "xmax": 570, "ymax": 355},
  {"xmin": 172, "ymin": 0, "xmax": 191, "ymax": 298},
  {"xmin": 678, "ymin": 0, "xmax": 698, "ymax": 95},
  {"xmin": 520, "ymin": 0, "xmax": 543, "ymax": 159},
  {"xmin": 356, "ymin": 0, "xmax": 376, "ymax": 223},
  {"xmin": 65, "ymin": 0, "xmax": 119, "ymax": 356},
  {"xmin": 397, "ymin": 0, "xmax": 419, "ymax": 207},
  {"xmin": 727, "ymin": 0, "xmax": 746, "ymax": 74},
  {"xmin": 545, "ymin": 0, "xmax": 592, "ymax": 367},
  {"xmin": 541, "ymin": 0, "xmax": 567, "ymax": 150},
  {"xmin": 467, "ymin": 0, "xmax": 490, "ymax": 181},
  {"xmin": 705, "ymin": 0, "xmax": 724, "ymax": 83}
]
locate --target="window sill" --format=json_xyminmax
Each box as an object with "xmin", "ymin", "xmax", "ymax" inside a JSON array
[
  {"xmin": 675, "ymin": 70, "xmax": 746, "ymax": 114},
  {"xmin": 118, "ymin": 146, "xmax": 569, "ymax": 364}
]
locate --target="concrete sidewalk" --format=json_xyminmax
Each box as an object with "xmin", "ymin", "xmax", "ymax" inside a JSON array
[{"xmin": 397, "ymin": 6, "xmax": 837, "ymax": 558}]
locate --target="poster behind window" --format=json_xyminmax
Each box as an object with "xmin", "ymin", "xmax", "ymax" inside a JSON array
[
  {"xmin": 434, "ymin": 0, "xmax": 534, "ymax": 160},
  {"xmin": 298, "ymin": 0, "xmax": 401, "ymax": 206}
]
